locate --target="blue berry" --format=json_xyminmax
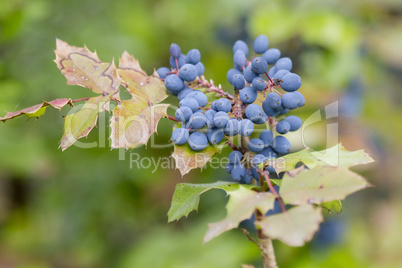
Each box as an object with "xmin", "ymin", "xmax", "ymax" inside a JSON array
[
  {"xmin": 225, "ymin": 163, "xmax": 234, "ymax": 174},
  {"xmin": 272, "ymin": 136, "xmax": 291, "ymax": 154},
  {"xmin": 179, "ymin": 64, "xmax": 198, "ymax": 82},
  {"xmin": 276, "ymin": 120, "xmax": 290, "ymax": 134},
  {"xmin": 262, "ymin": 101, "xmax": 280, "ymax": 117},
  {"xmin": 213, "ymin": 111, "xmax": 229, "ymax": 128},
  {"xmin": 206, "ymin": 128, "xmax": 224, "ymax": 144},
  {"xmin": 259, "ymin": 130, "xmax": 274, "ymax": 147},
  {"xmin": 253, "ymin": 114, "xmax": 267, "ymax": 125},
  {"xmin": 224, "ymin": 118, "xmax": 241, "ymax": 136},
  {"xmin": 177, "ymin": 87, "xmax": 193, "ymax": 101},
  {"xmin": 243, "ymin": 65, "xmax": 259, "ymax": 83},
  {"xmin": 281, "ymin": 92, "xmax": 299, "ymax": 110},
  {"xmin": 233, "ymin": 40, "xmax": 249, "ymax": 56},
  {"xmin": 204, "ymin": 109, "xmax": 216, "ymax": 128},
  {"xmin": 265, "ymin": 92, "xmax": 281, "ymax": 109},
  {"xmin": 175, "ymin": 106, "xmax": 193, "ymax": 122},
  {"xmin": 171, "ymin": 128, "xmax": 189, "ymax": 145},
  {"xmin": 248, "ymin": 138, "xmax": 264, "ymax": 153},
  {"xmin": 268, "ymin": 66, "xmax": 277, "ymax": 78},
  {"xmin": 216, "ymin": 98, "xmax": 232, "ymax": 113},
  {"xmin": 186, "ymin": 49, "xmax": 201, "ymax": 65},
  {"xmin": 195, "ymin": 62, "xmax": 204, "ymax": 76},
  {"xmin": 179, "ymin": 97, "xmax": 199, "ymax": 112},
  {"xmin": 252, "ymin": 77, "xmax": 266, "ymax": 91},
  {"xmin": 231, "ymin": 164, "xmax": 246, "ymax": 182},
  {"xmin": 239, "ymin": 86, "xmax": 257, "ymax": 104},
  {"xmin": 164, "ymin": 74, "xmax": 184, "ymax": 93},
  {"xmin": 262, "ymin": 48, "xmax": 281, "ymax": 64},
  {"xmin": 232, "ymin": 74, "xmax": 246, "ymax": 90},
  {"xmin": 253, "ymin": 35, "xmax": 269, "ymax": 54},
  {"xmin": 169, "ymin": 54, "xmax": 186, "ymax": 69},
  {"xmin": 169, "ymin": 43, "xmax": 181, "ymax": 58},
  {"xmin": 156, "ymin": 67, "xmax": 170, "ymax": 79},
  {"xmin": 252, "ymin": 154, "xmax": 266, "ymax": 166},
  {"xmin": 188, "ymin": 132, "xmax": 208, "ymax": 151},
  {"xmin": 240, "ymin": 119, "xmax": 254, "ymax": 136},
  {"xmin": 285, "ymin": 115, "xmax": 302, "ymax": 131},
  {"xmin": 227, "ymin": 68, "xmax": 242, "ymax": 84},
  {"xmin": 188, "ymin": 113, "xmax": 206, "ymax": 129},
  {"xmin": 251, "ymin": 167, "xmax": 259, "ymax": 179},
  {"xmin": 275, "ymin": 57, "xmax": 292, "ymax": 71},
  {"xmin": 229, "ymin": 151, "xmax": 243, "ymax": 164},
  {"xmin": 293, "ymin": 91, "xmax": 305, "ymax": 107},
  {"xmin": 245, "ymin": 104, "xmax": 263, "ymax": 121},
  {"xmin": 280, "ymin": 73, "xmax": 302, "ymax": 92},
  {"xmin": 261, "ymin": 146, "xmax": 278, "ymax": 159},
  {"xmin": 233, "ymin": 50, "xmax": 247, "ymax": 69},
  {"xmin": 187, "ymin": 91, "xmax": 208, "ymax": 107},
  {"xmin": 211, "ymin": 100, "xmax": 218, "ymax": 111},
  {"xmin": 251, "ymin": 57, "xmax": 268, "ymax": 74},
  {"xmin": 273, "ymin": 69, "xmax": 290, "ymax": 81}
]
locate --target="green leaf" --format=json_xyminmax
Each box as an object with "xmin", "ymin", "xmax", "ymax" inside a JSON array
[
  {"xmin": 270, "ymin": 179, "xmax": 282, "ymax": 187},
  {"xmin": 280, "ymin": 166, "xmax": 371, "ymax": 206},
  {"xmin": 171, "ymin": 139, "xmax": 227, "ymax": 177},
  {"xmin": 257, "ymin": 205, "xmax": 323, "ymax": 247},
  {"xmin": 0, "ymin": 98, "xmax": 73, "ymax": 122},
  {"xmin": 272, "ymin": 144, "xmax": 374, "ymax": 173},
  {"xmin": 60, "ymin": 95, "xmax": 110, "ymax": 151},
  {"xmin": 54, "ymin": 39, "xmax": 122, "ymax": 96},
  {"xmin": 321, "ymin": 200, "xmax": 342, "ymax": 214},
  {"xmin": 168, "ymin": 181, "xmax": 252, "ymax": 222},
  {"xmin": 204, "ymin": 186, "xmax": 275, "ymax": 243}
]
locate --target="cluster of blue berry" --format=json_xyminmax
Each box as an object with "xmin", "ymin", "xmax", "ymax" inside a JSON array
[{"xmin": 157, "ymin": 35, "xmax": 304, "ymax": 183}]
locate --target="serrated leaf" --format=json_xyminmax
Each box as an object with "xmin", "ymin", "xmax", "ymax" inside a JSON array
[
  {"xmin": 109, "ymin": 52, "xmax": 169, "ymax": 150},
  {"xmin": 204, "ymin": 186, "xmax": 276, "ymax": 243},
  {"xmin": 172, "ymin": 140, "xmax": 227, "ymax": 177},
  {"xmin": 118, "ymin": 51, "xmax": 168, "ymax": 104},
  {"xmin": 168, "ymin": 181, "xmax": 252, "ymax": 222},
  {"xmin": 60, "ymin": 95, "xmax": 110, "ymax": 151},
  {"xmin": 273, "ymin": 144, "xmax": 374, "ymax": 173},
  {"xmin": 279, "ymin": 166, "xmax": 371, "ymax": 206},
  {"xmin": 0, "ymin": 99, "xmax": 73, "ymax": 122},
  {"xmin": 54, "ymin": 39, "xmax": 121, "ymax": 96},
  {"xmin": 321, "ymin": 200, "xmax": 342, "ymax": 214},
  {"xmin": 257, "ymin": 205, "xmax": 323, "ymax": 247},
  {"xmin": 110, "ymin": 98, "xmax": 169, "ymax": 149}
]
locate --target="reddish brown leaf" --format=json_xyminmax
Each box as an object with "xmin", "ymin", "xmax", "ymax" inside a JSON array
[{"xmin": 0, "ymin": 99, "xmax": 73, "ymax": 122}]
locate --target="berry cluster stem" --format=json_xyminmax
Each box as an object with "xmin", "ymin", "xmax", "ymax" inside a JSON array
[{"xmin": 194, "ymin": 76, "xmax": 234, "ymax": 100}]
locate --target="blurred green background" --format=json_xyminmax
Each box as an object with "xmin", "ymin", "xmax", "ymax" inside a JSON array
[{"xmin": 1, "ymin": 0, "xmax": 401, "ymax": 267}]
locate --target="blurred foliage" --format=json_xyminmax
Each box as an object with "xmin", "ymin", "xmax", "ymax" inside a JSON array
[{"xmin": 0, "ymin": 0, "xmax": 401, "ymax": 267}]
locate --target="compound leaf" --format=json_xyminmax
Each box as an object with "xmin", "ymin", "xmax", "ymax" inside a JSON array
[
  {"xmin": 279, "ymin": 166, "xmax": 371, "ymax": 206},
  {"xmin": 204, "ymin": 186, "xmax": 275, "ymax": 243},
  {"xmin": 60, "ymin": 95, "xmax": 110, "ymax": 151},
  {"xmin": 272, "ymin": 144, "xmax": 374, "ymax": 173},
  {"xmin": 54, "ymin": 39, "xmax": 121, "ymax": 96},
  {"xmin": 0, "ymin": 98, "xmax": 73, "ymax": 122},
  {"xmin": 168, "ymin": 181, "xmax": 254, "ymax": 222},
  {"xmin": 257, "ymin": 205, "xmax": 323, "ymax": 247}
]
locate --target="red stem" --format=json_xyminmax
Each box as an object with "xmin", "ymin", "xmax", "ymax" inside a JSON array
[
  {"xmin": 71, "ymin": 97, "xmax": 91, "ymax": 103},
  {"xmin": 167, "ymin": 115, "xmax": 179, "ymax": 122},
  {"xmin": 258, "ymin": 169, "xmax": 287, "ymax": 214},
  {"xmin": 226, "ymin": 140, "xmax": 240, "ymax": 151}
]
